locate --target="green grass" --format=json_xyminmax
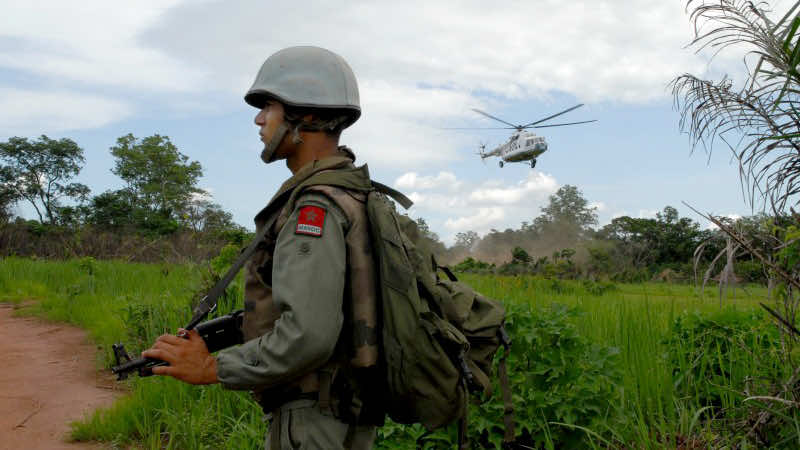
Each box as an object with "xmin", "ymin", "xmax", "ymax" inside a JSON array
[{"xmin": 0, "ymin": 257, "xmax": 789, "ymax": 448}]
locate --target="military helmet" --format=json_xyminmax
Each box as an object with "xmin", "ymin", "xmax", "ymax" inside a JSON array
[{"xmin": 245, "ymin": 46, "xmax": 361, "ymax": 128}]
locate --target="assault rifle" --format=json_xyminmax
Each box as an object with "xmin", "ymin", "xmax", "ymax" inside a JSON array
[
  {"xmin": 110, "ymin": 201, "xmax": 287, "ymax": 381},
  {"xmin": 111, "ymin": 309, "xmax": 244, "ymax": 380}
]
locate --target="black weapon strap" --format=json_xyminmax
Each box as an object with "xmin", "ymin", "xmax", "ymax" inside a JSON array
[{"xmin": 185, "ymin": 191, "xmax": 288, "ymax": 330}]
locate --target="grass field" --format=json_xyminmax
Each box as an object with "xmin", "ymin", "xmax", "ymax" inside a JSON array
[{"xmin": 0, "ymin": 256, "xmax": 793, "ymax": 449}]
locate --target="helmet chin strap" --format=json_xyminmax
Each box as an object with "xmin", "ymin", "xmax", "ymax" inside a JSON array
[{"xmin": 260, "ymin": 122, "xmax": 290, "ymax": 164}]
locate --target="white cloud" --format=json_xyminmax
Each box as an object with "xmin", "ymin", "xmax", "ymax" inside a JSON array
[
  {"xmin": 406, "ymin": 192, "xmax": 468, "ymax": 211},
  {"xmin": 0, "ymin": 88, "xmax": 132, "ymax": 134},
  {"xmin": 444, "ymin": 207, "xmax": 506, "ymax": 231},
  {"xmin": 0, "ymin": 1, "xmax": 204, "ymax": 92},
  {"xmin": 469, "ymin": 172, "xmax": 558, "ymax": 205},
  {"xmin": 140, "ymin": 0, "xmax": 713, "ymax": 103},
  {"xmin": 395, "ymin": 171, "xmax": 462, "ymax": 191},
  {"xmin": 638, "ymin": 209, "xmax": 659, "ymax": 219},
  {"xmin": 401, "ymin": 170, "xmax": 568, "ymax": 241},
  {"xmin": 0, "ymin": 0, "xmax": 771, "ymax": 168}
]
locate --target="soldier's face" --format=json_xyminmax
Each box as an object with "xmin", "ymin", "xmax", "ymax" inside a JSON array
[{"xmin": 255, "ymin": 101, "xmax": 291, "ymax": 157}]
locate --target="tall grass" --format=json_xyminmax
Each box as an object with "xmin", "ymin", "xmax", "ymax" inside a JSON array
[{"xmin": 0, "ymin": 257, "xmax": 785, "ymax": 448}]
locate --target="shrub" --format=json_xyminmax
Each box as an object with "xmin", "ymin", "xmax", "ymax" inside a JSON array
[
  {"xmin": 582, "ymin": 279, "xmax": 617, "ymax": 296},
  {"xmin": 664, "ymin": 309, "xmax": 790, "ymax": 444},
  {"xmin": 735, "ymin": 259, "xmax": 767, "ymax": 284},
  {"xmin": 453, "ymin": 257, "xmax": 494, "ymax": 273},
  {"xmin": 378, "ymin": 303, "xmax": 622, "ymax": 449}
]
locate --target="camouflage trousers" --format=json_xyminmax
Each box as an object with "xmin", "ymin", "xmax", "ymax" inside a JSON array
[{"xmin": 266, "ymin": 399, "xmax": 376, "ymax": 450}]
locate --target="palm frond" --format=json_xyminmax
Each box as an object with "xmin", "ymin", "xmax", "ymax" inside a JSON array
[{"xmin": 673, "ymin": 0, "xmax": 800, "ymax": 212}]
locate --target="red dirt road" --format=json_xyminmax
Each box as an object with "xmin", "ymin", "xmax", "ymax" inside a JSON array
[{"xmin": 0, "ymin": 303, "xmax": 119, "ymax": 450}]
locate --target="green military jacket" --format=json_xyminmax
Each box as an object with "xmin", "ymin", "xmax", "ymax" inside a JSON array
[{"xmin": 216, "ymin": 154, "xmax": 378, "ymax": 394}]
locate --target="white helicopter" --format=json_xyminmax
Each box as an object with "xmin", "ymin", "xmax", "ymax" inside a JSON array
[{"xmin": 455, "ymin": 104, "xmax": 596, "ymax": 168}]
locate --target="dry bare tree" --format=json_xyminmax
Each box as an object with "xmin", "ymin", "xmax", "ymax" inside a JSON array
[
  {"xmin": 672, "ymin": 0, "xmax": 800, "ymax": 213},
  {"xmin": 694, "ymin": 232, "xmax": 742, "ymax": 300}
]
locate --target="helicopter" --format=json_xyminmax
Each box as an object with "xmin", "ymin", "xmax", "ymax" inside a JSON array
[{"xmin": 453, "ymin": 104, "xmax": 597, "ymax": 168}]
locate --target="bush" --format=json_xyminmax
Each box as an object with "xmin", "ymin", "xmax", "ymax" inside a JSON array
[
  {"xmin": 453, "ymin": 257, "xmax": 495, "ymax": 273},
  {"xmin": 735, "ymin": 259, "xmax": 767, "ymax": 284},
  {"xmin": 378, "ymin": 303, "xmax": 622, "ymax": 449},
  {"xmin": 581, "ymin": 279, "xmax": 617, "ymax": 296},
  {"xmin": 611, "ymin": 267, "xmax": 649, "ymax": 283},
  {"xmin": 497, "ymin": 262, "xmax": 528, "ymax": 276},
  {"xmin": 664, "ymin": 309, "xmax": 791, "ymax": 445},
  {"xmin": 485, "ymin": 303, "xmax": 621, "ymax": 448}
]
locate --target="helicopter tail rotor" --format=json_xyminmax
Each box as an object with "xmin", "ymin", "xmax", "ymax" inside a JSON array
[{"xmin": 476, "ymin": 142, "xmax": 488, "ymax": 163}]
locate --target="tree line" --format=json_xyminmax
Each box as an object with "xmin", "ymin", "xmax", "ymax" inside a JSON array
[
  {"xmin": 0, "ymin": 134, "xmax": 245, "ymax": 239},
  {"xmin": 0, "ymin": 134, "xmax": 774, "ymax": 283},
  {"xmin": 422, "ymin": 185, "xmax": 771, "ymax": 284}
]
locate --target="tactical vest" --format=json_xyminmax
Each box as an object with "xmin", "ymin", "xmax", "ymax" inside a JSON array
[{"xmin": 241, "ymin": 156, "xmax": 379, "ymax": 399}]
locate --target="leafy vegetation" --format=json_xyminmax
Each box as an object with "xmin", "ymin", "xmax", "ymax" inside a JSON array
[
  {"xmin": 2, "ymin": 257, "xmax": 791, "ymax": 448},
  {"xmin": 0, "ymin": 133, "xmax": 247, "ymax": 261},
  {"xmin": 0, "ymin": 135, "xmax": 89, "ymax": 224}
]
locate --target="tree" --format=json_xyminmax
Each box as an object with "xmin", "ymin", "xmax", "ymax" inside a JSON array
[
  {"xmin": 85, "ymin": 190, "xmax": 136, "ymax": 229},
  {"xmin": 511, "ymin": 246, "xmax": 532, "ymax": 265},
  {"xmin": 532, "ymin": 185, "xmax": 598, "ymax": 242},
  {"xmin": 180, "ymin": 197, "xmax": 238, "ymax": 233},
  {"xmin": 454, "ymin": 230, "xmax": 479, "ymax": 250},
  {"xmin": 415, "ymin": 217, "xmax": 438, "ymax": 241},
  {"xmin": 672, "ymin": 0, "xmax": 800, "ymax": 211},
  {"xmin": 0, "ymin": 166, "xmax": 19, "ymax": 223},
  {"xmin": 109, "ymin": 134, "xmax": 203, "ymax": 222},
  {"xmin": 598, "ymin": 206, "xmax": 706, "ymax": 269},
  {"xmin": 537, "ymin": 185, "xmax": 598, "ymax": 228},
  {"xmin": 413, "ymin": 216, "xmax": 447, "ymax": 256},
  {"xmin": 0, "ymin": 135, "xmax": 89, "ymax": 223}
]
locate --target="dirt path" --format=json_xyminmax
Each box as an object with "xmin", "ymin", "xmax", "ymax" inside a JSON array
[{"xmin": 0, "ymin": 303, "xmax": 120, "ymax": 450}]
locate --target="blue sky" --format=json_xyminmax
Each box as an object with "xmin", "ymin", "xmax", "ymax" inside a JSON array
[{"xmin": 1, "ymin": 0, "xmax": 790, "ymax": 244}]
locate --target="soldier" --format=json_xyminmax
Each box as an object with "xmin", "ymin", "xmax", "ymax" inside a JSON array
[{"xmin": 142, "ymin": 46, "xmax": 381, "ymax": 449}]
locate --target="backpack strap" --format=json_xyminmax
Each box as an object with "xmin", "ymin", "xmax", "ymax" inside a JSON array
[
  {"xmin": 281, "ymin": 163, "xmax": 414, "ymax": 212},
  {"xmin": 498, "ymin": 326, "xmax": 515, "ymax": 445},
  {"xmin": 458, "ymin": 389, "xmax": 470, "ymax": 450},
  {"xmin": 371, "ymin": 181, "xmax": 414, "ymax": 210}
]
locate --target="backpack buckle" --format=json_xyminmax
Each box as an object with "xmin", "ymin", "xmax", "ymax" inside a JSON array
[
  {"xmin": 498, "ymin": 326, "xmax": 512, "ymax": 348},
  {"xmin": 457, "ymin": 351, "xmax": 482, "ymax": 393}
]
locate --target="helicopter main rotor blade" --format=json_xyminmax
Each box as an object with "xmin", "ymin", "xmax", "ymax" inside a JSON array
[
  {"xmin": 471, "ymin": 109, "xmax": 520, "ymax": 129},
  {"xmin": 528, "ymin": 119, "xmax": 598, "ymax": 129},
  {"xmin": 522, "ymin": 104, "xmax": 585, "ymax": 128},
  {"xmin": 440, "ymin": 127, "xmax": 516, "ymax": 130}
]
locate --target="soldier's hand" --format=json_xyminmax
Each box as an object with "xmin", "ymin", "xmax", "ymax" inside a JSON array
[{"xmin": 141, "ymin": 329, "xmax": 219, "ymax": 385}]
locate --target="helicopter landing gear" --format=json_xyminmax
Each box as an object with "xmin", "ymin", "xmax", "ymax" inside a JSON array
[
  {"xmin": 531, "ymin": 159, "xmax": 537, "ymax": 168},
  {"xmin": 499, "ymin": 161, "xmax": 504, "ymax": 168}
]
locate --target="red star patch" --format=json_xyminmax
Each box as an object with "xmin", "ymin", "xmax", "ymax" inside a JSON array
[{"xmin": 295, "ymin": 205, "xmax": 326, "ymax": 237}]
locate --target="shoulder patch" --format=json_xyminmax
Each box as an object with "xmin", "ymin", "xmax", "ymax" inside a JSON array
[{"xmin": 295, "ymin": 205, "xmax": 326, "ymax": 237}]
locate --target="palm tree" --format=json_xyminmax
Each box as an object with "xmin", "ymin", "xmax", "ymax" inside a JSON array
[{"xmin": 672, "ymin": 0, "xmax": 800, "ymax": 212}]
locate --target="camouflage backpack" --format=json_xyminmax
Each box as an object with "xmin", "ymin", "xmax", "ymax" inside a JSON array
[{"xmin": 287, "ymin": 166, "xmax": 515, "ymax": 446}]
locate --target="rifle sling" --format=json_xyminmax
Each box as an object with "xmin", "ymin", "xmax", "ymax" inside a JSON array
[{"xmin": 186, "ymin": 191, "xmax": 288, "ymax": 330}]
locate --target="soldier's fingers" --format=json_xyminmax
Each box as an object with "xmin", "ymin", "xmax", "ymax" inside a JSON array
[
  {"xmin": 151, "ymin": 365, "xmax": 175, "ymax": 376},
  {"xmin": 150, "ymin": 340, "xmax": 181, "ymax": 355},
  {"xmin": 156, "ymin": 334, "xmax": 184, "ymax": 345},
  {"xmin": 184, "ymin": 329, "xmax": 204, "ymax": 343},
  {"xmin": 142, "ymin": 348, "xmax": 176, "ymax": 363}
]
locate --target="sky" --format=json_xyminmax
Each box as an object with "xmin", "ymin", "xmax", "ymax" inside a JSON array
[{"xmin": 1, "ymin": 0, "xmax": 792, "ymax": 244}]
